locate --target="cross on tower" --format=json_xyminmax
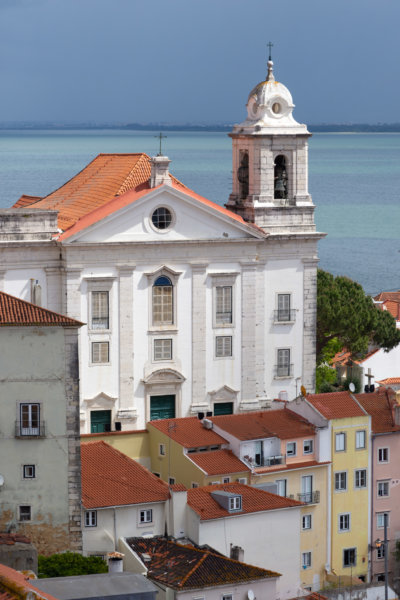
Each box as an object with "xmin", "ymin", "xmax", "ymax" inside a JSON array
[
  {"xmin": 365, "ymin": 367, "xmax": 374, "ymax": 386},
  {"xmin": 155, "ymin": 132, "xmax": 167, "ymax": 156},
  {"xmin": 267, "ymin": 41, "xmax": 274, "ymax": 61}
]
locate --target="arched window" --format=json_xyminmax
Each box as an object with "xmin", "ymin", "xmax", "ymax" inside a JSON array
[
  {"xmin": 237, "ymin": 150, "xmax": 249, "ymax": 200},
  {"xmin": 274, "ymin": 155, "xmax": 288, "ymax": 200},
  {"xmin": 153, "ymin": 276, "xmax": 173, "ymax": 325}
]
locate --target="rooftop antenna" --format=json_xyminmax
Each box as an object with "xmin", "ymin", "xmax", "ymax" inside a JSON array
[{"xmin": 155, "ymin": 132, "xmax": 167, "ymax": 156}]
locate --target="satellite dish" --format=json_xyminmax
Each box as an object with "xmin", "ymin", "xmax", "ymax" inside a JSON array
[
  {"xmin": 247, "ymin": 591, "xmax": 255, "ymax": 600},
  {"xmin": 349, "ymin": 383, "xmax": 356, "ymax": 393},
  {"xmin": 0, "ymin": 475, "xmax": 4, "ymax": 487}
]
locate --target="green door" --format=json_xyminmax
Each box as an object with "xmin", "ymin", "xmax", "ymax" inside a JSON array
[
  {"xmin": 150, "ymin": 395, "xmax": 176, "ymax": 421},
  {"xmin": 213, "ymin": 402, "xmax": 233, "ymax": 416},
  {"xmin": 90, "ymin": 410, "xmax": 112, "ymax": 433}
]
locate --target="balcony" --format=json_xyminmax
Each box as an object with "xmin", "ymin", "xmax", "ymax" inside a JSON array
[
  {"xmin": 273, "ymin": 309, "xmax": 296, "ymax": 323},
  {"xmin": 15, "ymin": 421, "xmax": 46, "ymax": 438},
  {"xmin": 297, "ymin": 490, "xmax": 320, "ymax": 504},
  {"xmin": 243, "ymin": 454, "xmax": 286, "ymax": 468},
  {"xmin": 274, "ymin": 364, "xmax": 294, "ymax": 378}
]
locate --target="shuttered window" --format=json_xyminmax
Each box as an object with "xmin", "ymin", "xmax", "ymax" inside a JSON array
[
  {"xmin": 91, "ymin": 291, "xmax": 109, "ymax": 329},
  {"xmin": 216, "ymin": 336, "xmax": 232, "ymax": 357},
  {"xmin": 216, "ymin": 286, "xmax": 232, "ymax": 324},
  {"xmin": 277, "ymin": 348, "xmax": 291, "ymax": 376},
  {"xmin": 277, "ymin": 293, "xmax": 291, "ymax": 321},
  {"xmin": 92, "ymin": 342, "xmax": 109, "ymax": 363},
  {"xmin": 152, "ymin": 277, "xmax": 173, "ymax": 325}
]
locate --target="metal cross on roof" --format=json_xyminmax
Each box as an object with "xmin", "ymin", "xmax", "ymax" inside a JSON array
[
  {"xmin": 267, "ymin": 41, "xmax": 273, "ymax": 61},
  {"xmin": 155, "ymin": 132, "xmax": 167, "ymax": 156}
]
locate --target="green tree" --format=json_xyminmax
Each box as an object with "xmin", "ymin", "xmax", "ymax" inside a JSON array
[
  {"xmin": 317, "ymin": 269, "xmax": 400, "ymax": 363},
  {"xmin": 38, "ymin": 552, "xmax": 108, "ymax": 578}
]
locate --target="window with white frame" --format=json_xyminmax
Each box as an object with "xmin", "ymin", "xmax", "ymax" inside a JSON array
[
  {"xmin": 85, "ymin": 510, "xmax": 97, "ymax": 527},
  {"xmin": 140, "ymin": 509, "xmax": 153, "ymax": 523},
  {"xmin": 377, "ymin": 544, "xmax": 385, "ymax": 560},
  {"xmin": 168, "ymin": 477, "xmax": 176, "ymax": 485},
  {"xmin": 23, "ymin": 465, "xmax": 35, "ymax": 479},
  {"xmin": 286, "ymin": 441, "xmax": 297, "ymax": 456},
  {"xmin": 302, "ymin": 552, "xmax": 312, "ymax": 569},
  {"xmin": 237, "ymin": 478, "xmax": 247, "ymax": 484},
  {"xmin": 276, "ymin": 293, "xmax": 292, "ymax": 322},
  {"xmin": 276, "ymin": 348, "xmax": 291, "ymax": 377},
  {"xmin": 302, "ymin": 514, "xmax": 312, "ymax": 530},
  {"xmin": 19, "ymin": 403, "xmax": 40, "ymax": 436},
  {"xmin": 335, "ymin": 471, "xmax": 347, "ymax": 491},
  {"xmin": 275, "ymin": 479, "xmax": 287, "ymax": 497},
  {"xmin": 343, "ymin": 548, "xmax": 356, "ymax": 567},
  {"xmin": 216, "ymin": 336, "xmax": 232, "ymax": 357},
  {"xmin": 18, "ymin": 506, "xmax": 31, "ymax": 521},
  {"xmin": 378, "ymin": 448, "xmax": 389, "ymax": 463},
  {"xmin": 154, "ymin": 338, "xmax": 172, "ymax": 360},
  {"xmin": 303, "ymin": 439, "xmax": 313, "ymax": 454},
  {"xmin": 377, "ymin": 512, "xmax": 389, "ymax": 529},
  {"xmin": 215, "ymin": 286, "xmax": 232, "ymax": 325},
  {"xmin": 339, "ymin": 513, "xmax": 350, "ymax": 532},
  {"xmin": 378, "ymin": 481, "xmax": 390, "ymax": 497},
  {"xmin": 152, "ymin": 277, "xmax": 173, "ymax": 326},
  {"xmin": 355, "ymin": 469, "xmax": 367, "ymax": 488},
  {"xmin": 355, "ymin": 430, "xmax": 366, "ymax": 449},
  {"xmin": 335, "ymin": 432, "xmax": 346, "ymax": 452},
  {"xmin": 91, "ymin": 341, "xmax": 109, "ymax": 364},
  {"xmin": 223, "ymin": 477, "xmax": 231, "ymax": 484},
  {"xmin": 91, "ymin": 291, "xmax": 109, "ymax": 329},
  {"xmin": 229, "ymin": 496, "xmax": 242, "ymax": 511}
]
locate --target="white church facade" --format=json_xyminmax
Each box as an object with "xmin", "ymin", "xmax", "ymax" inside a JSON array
[{"xmin": 0, "ymin": 58, "xmax": 324, "ymax": 432}]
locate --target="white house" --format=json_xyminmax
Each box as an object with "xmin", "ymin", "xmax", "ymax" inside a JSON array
[{"xmin": 0, "ymin": 56, "xmax": 323, "ymax": 432}]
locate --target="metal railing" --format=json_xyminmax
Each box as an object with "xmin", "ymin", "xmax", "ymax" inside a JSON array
[
  {"xmin": 15, "ymin": 421, "xmax": 46, "ymax": 438},
  {"xmin": 242, "ymin": 454, "xmax": 286, "ymax": 468},
  {"xmin": 273, "ymin": 309, "xmax": 296, "ymax": 323},
  {"xmin": 297, "ymin": 490, "xmax": 320, "ymax": 504},
  {"xmin": 274, "ymin": 364, "xmax": 294, "ymax": 378}
]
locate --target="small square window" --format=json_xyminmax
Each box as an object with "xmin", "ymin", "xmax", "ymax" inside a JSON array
[
  {"xmin": 287, "ymin": 441, "xmax": 297, "ymax": 456},
  {"xmin": 229, "ymin": 496, "xmax": 242, "ymax": 511},
  {"xmin": 335, "ymin": 472, "xmax": 347, "ymax": 491},
  {"xmin": 378, "ymin": 481, "xmax": 390, "ymax": 497},
  {"xmin": 140, "ymin": 509, "xmax": 153, "ymax": 523},
  {"xmin": 378, "ymin": 448, "xmax": 389, "ymax": 463},
  {"xmin": 192, "ymin": 482, "xmax": 199, "ymax": 488},
  {"xmin": 223, "ymin": 477, "xmax": 230, "ymax": 484},
  {"xmin": 85, "ymin": 510, "xmax": 97, "ymax": 527},
  {"xmin": 335, "ymin": 432, "xmax": 346, "ymax": 452},
  {"xmin": 302, "ymin": 514, "xmax": 312, "ymax": 530},
  {"xmin": 302, "ymin": 552, "xmax": 312, "ymax": 568},
  {"xmin": 168, "ymin": 477, "xmax": 175, "ymax": 485},
  {"xmin": 23, "ymin": 465, "xmax": 35, "ymax": 479},
  {"xmin": 339, "ymin": 513, "xmax": 350, "ymax": 531},
  {"xmin": 355, "ymin": 469, "xmax": 367, "ymax": 489},
  {"xmin": 356, "ymin": 430, "xmax": 366, "ymax": 449},
  {"xmin": 303, "ymin": 439, "xmax": 313, "ymax": 454},
  {"xmin": 377, "ymin": 512, "xmax": 389, "ymax": 529},
  {"xmin": 159, "ymin": 444, "xmax": 166, "ymax": 456},
  {"xmin": 92, "ymin": 341, "xmax": 109, "ymax": 363},
  {"xmin": 19, "ymin": 506, "xmax": 31, "ymax": 521},
  {"xmin": 154, "ymin": 339, "xmax": 172, "ymax": 361},
  {"xmin": 216, "ymin": 336, "xmax": 232, "ymax": 358},
  {"xmin": 237, "ymin": 478, "xmax": 247, "ymax": 484},
  {"xmin": 343, "ymin": 548, "xmax": 356, "ymax": 567}
]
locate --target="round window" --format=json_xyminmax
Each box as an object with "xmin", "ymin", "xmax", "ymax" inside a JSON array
[
  {"xmin": 272, "ymin": 102, "xmax": 281, "ymax": 114},
  {"xmin": 151, "ymin": 207, "xmax": 172, "ymax": 230}
]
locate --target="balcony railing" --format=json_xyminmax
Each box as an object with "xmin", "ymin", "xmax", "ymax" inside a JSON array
[
  {"xmin": 273, "ymin": 309, "xmax": 296, "ymax": 323},
  {"xmin": 243, "ymin": 454, "xmax": 286, "ymax": 468},
  {"xmin": 274, "ymin": 364, "xmax": 294, "ymax": 378},
  {"xmin": 15, "ymin": 421, "xmax": 46, "ymax": 438},
  {"xmin": 297, "ymin": 490, "xmax": 320, "ymax": 504}
]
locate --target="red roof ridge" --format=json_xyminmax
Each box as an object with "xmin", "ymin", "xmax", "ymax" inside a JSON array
[{"xmin": 0, "ymin": 291, "xmax": 83, "ymax": 327}]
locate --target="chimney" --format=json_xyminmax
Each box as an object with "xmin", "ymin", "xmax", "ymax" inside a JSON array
[
  {"xmin": 107, "ymin": 552, "xmax": 124, "ymax": 573},
  {"xmin": 150, "ymin": 155, "xmax": 171, "ymax": 188}
]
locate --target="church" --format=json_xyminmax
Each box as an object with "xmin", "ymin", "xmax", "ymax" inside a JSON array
[{"xmin": 0, "ymin": 58, "xmax": 323, "ymax": 432}]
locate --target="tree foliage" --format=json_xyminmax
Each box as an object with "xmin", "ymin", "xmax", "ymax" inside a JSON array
[
  {"xmin": 317, "ymin": 269, "xmax": 400, "ymax": 363},
  {"xmin": 38, "ymin": 552, "xmax": 108, "ymax": 578}
]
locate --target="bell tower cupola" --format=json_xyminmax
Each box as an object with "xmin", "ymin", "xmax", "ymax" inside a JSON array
[{"xmin": 226, "ymin": 52, "xmax": 315, "ymax": 234}]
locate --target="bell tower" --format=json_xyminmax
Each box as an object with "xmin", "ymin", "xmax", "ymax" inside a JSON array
[{"xmin": 226, "ymin": 57, "xmax": 316, "ymax": 234}]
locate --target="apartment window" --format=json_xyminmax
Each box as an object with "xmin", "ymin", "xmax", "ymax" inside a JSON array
[
  {"xmin": 339, "ymin": 513, "xmax": 351, "ymax": 532},
  {"xmin": 276, "ymin": 348, "xmax": 291, "ymax": 377},
  {"xmin": 377, "ymin": 545, "xmax": 385, "ymax": 560},
  {"xmin": 154, "ymin": 338, "xmax": 172, "ymax": 360},
  {"xmin": 355, "ymin": 469, "xmax": 367, "ymax": 489},
  {"xmin": 153, "ymin": 277, "xmax": 173, "ymax": 326},
  {"xmin": 19, "ymin": 403, "xmax": 40, "ymax": 436},
  {"xmin": 192, "ymin": 482, "xmax": 199, "ymax": 488},
  {"xmin": 140, "ymin": 509, "xmax": 153, "ymax": 523},
  {"xmin": 168, "ymin": 477, "xmax": 175, "ymax": 485},
  {"xmin": 237, "ymin": 478, "xmax": 247, "ymax": 484},
  {"xmin": 91, "ymin": 291, "xmax": 109, "ymax": 329},
  {"xmin": 335, "ymin": 432, "xmax": 346, "ymax": 452},
  {"xmin": 275, "ymin": 479, "xmax": 287, "ymax": 497},
  {"xmin": 378, "ymin": 448, "xmax": 389, "ymax": 463},
  {"xmin": 378, "ymin": 481, "xmax": 390, "ymax": 497},
  {"xmin": 91, "ymin": 341, "xmax": 109, "ymax": 363},
  {"xmin": 303, "ymin": 439, "xmax": 313, "ymax": 454},
  {"xmin": 286, "ymin": 441, "xmax": 297, "ymax": 456},
  {"xmin": 216, "ymin": 336, "xmax": 232, "ymax": 357},
  {"xmin": 302, "ymin": 552, "xmax": 312, "ymax": 569},
  {"xmin": 302, "ymin": 514, "xmax": 312, "ymax": 530},
  {"xmin": 335, "ymin": 471, "xmax": 347, "ymax": 491},
  {"xmin": 18, "ymin": 506, "xmax": 31, "ymax": 522},
  {"xmin": 216, "ymin": 286, "xmax": 232, "ymax": 325},
  {"xmin": 356, "ymin": 430, "xmax": 366, "ymax": 449},
  {"xmin": 223, "ymin": 477, "xmax": 231, "ymax": 484},
  {"xmin": 85, "ymin": 510, "xmax": 97, "ymax": 527},
  {"xmin": 23, "ymin": 465, "xmax": 35, "ymax": 479},
  {"xmin": 377, "ymin": 512, "xmax": 389, "ymax": 529},
  {"xmin": 343, "ymin": 548, "xmax": 356, "ymax": 567},
  {"xmin": 159, "ymin": 444, "xmax": 166, "ymax": 456},
  {"xmin": 276, "ymin": 293, "xmax": 292, "ymax": 322},
  {"xmin": 229, "ymin": 496, "xmax": 242, "ymax": 511},
  {"xmin": 222, "ymin": 595, "xmax": 233, "ymax": 600}
]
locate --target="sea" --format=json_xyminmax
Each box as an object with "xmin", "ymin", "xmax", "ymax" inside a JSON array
[{"xmin": 0, "ymin": 129, "xmax": 399, "ymax": 296}]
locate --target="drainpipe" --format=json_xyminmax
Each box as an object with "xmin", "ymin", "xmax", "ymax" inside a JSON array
[{"xmin": 113, "ymin": 507, "xmax": 117, "ymax": 551}]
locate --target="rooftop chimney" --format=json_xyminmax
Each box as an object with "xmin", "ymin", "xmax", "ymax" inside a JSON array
[{"xmin": 150, "ymin": 155, "xmax": 171, "ymax": 188}]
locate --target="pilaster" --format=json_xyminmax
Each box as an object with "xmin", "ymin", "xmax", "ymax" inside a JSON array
[
  {"xmin": 302, "ymin": 258, "xmax": 318, "ymax": 393},
  {"xmin": 240, "ymin": 262, "xmax": 257, "ymax": 402},
  {"xmin": 64, "ymin": 268, "xmax": 82, "ymax": 320},
  {"xmin": 0, "ymin": 269, "xmax": 6, "ymax": 292},
  {"xmin": 45, "ymin": 266, "xmax": 63, "ymax": 313},
  {"xmin": 191, "ymin": 263, "xmax": 208, "ymax": 411},
  {"xmin": 118, "ymin": 266, "xmax": 136, "ymax": 421}
]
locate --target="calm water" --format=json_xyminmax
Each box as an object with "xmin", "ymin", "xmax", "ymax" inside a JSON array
[{"xmin": 0, "ymin": 129, "xmax": 399, "ymax": 295}]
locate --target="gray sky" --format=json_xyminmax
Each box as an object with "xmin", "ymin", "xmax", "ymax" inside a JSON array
[{"xmin": 0, "ymin": 0, "xmax": 399, "ymax": 124}]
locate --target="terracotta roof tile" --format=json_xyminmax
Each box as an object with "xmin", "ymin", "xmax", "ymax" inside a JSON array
[
  {"xmin": 0, "ymin": 563, "xmax": 59, "ymax": 600},
  {"xmin": 0, "ymin": 291, "xmax": 82, "ymax": 327},
  {"xmin": 170, "ymin": 483, "xmax": 187, "ymax": 492},
  {"xmin": 12, "ymin": 195, "xmax": 42, "ymax": 208},
  {"xmin": 148, "ymin": 417, "xmax": 228, "ymax": 448},
  {"xmin": 81, "ymin": 441, "xmax": 170, "ymax": 508},
  {"xmin": 374, "ymin": 291, "xmax": 400, "ymax": 303},
  {"xmin": 126, "ymin": 536, "xmax": 280, "ymax": 589},
  {"xmin": 381, "ymin": 300, "xmax": 400, "ymax": 320},
  {"xmin": 188, "ymin": 449, "xmax": 250, "ymax": 476},
  {"xmin": 355, "ymin": 388, "xmax": 400, "ymax": 434},
  {"xmin": 187, "ymin": 482, "xmax": 303, "ymax": 520},
  {"xmin": 377, "ymin": 377, "xmax": 400, "ymax": 385},
  {"xmin": 331, "ymin": 348, "xmax": 380, "ymax": 366},
  {"xmin": 211, "ymin": 409, "xmax": 315, "ymax": 441},
  {"xmin": 306, "ymin": 391, "xmax": 366, "ymax": 419}
]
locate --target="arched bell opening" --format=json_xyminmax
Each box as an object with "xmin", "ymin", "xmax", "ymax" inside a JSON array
[
  {"xmin": 274, "ymin": 154, "xmax": 288, "ymax": 200},
  {"xmin": 237, "ymin": 150, "xmax": 249, "ymax": 200}
]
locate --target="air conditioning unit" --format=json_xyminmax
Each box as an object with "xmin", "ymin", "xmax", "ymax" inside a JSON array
[
  {"xmin": 278, "ymin": 390, "xmax": 288, "ymax": 401},
  {"xmin": 288, "ymin": 494, "xmax": 295, "ymax": 499}
]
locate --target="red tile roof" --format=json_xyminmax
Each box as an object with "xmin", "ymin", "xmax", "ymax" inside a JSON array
[
  {"xmin": 188, "ymin": 449, "xmax": 250, "ymax": 476},
  {"xmin": 0, "ymin": 292, "xmax": 82, "ymax": 327},
  {"xmin": 355, "ymin": 388, "xmax": 400, "ymax": 434},
  {"xmin": 381, "ymin": 300, "xmax": 400, "ymax": 321},
  {"xmin": 148, "ymin": 417, "xmax": 228, "ymax": 448},
  {"xmin": 12, "ymin": 194, "xmax": 42, "ymax": 208},
  {"xmin": 81, "ymin": 441, "xmax": 170, "ymax": 508},
  {"xmin": 187, "ymin": 482, "xmax": 303, "ymax": 520},
  {"xmin": 377, "ymin": 377, "xmax": 400, "ymax": 385},
  {"xmin": 0, "ymin": 563, "xmax": 59, "ymax": 600},
  {"xmin": 211, "ymin": 409, "xmax": 315, "ymax": 441},
  {"xmin": 374, "ymin": 291, "xmax": 400, "ymax": 302},
  {"xmin": 170, "ymin": 483, "xmax": 187, "ymax": 492},
  {"xmin": 306, "ymin": 391, "xmax": 367, "ymax": 419},
  {"xmin": 126, "ymin": 536, "xmax": 280, "ymax": 589},
  {"xmin": 331, "ymin": 348, "xmax": 380, "ymax": 367}
]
